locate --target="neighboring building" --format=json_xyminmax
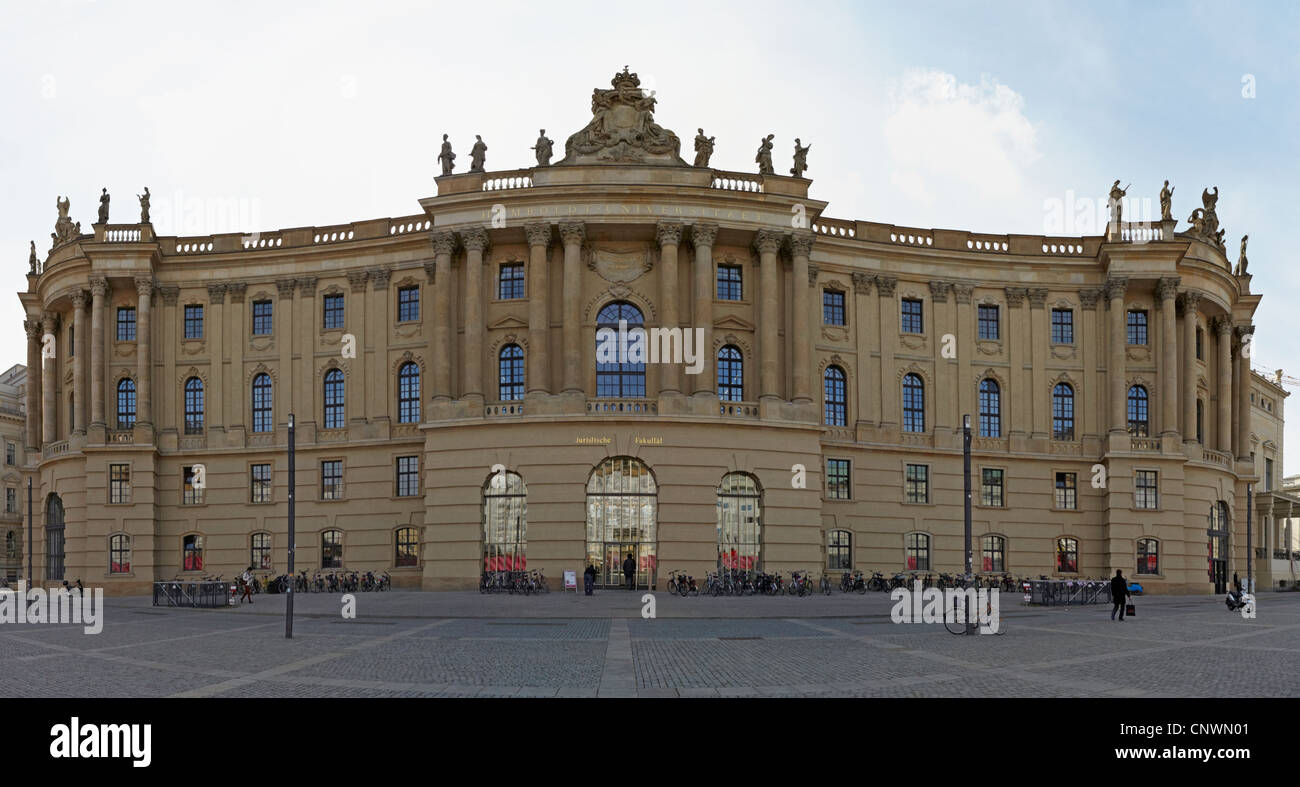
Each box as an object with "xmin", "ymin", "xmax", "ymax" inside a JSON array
[
  {"xmin": 1249, "ymin": 370, "xmax": 1294, "ymax": 589},
  {"xmin": 18, "ymin": 69, "xmax": 1267, "ymax": 594},
  {"xmin": 0, "ymin": 364, "xmax": 27, "ymax": 582}
]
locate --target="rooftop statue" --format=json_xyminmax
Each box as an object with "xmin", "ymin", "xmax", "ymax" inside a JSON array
[
  {"xmin": 97, "ymin": 187, "xmax": 110, "ymax": 224},
  {"xmin": 532, "ymin": 129, "xmax": 554, "ymax": 166},
  {"xmin": 790, "ymin": 138, "xmax": 810, "ymax": 177},
  {"xmin": 438, "ymin": 134, "xmax": 455, "ymax": 176},
  {"xmin": 51, "ymin": 195, "xmax": 81, "ymax": 246},
  {"xmin": 693, "ymin": 128, "xmax": 715, "ymax": 167},
  {"xmin": 1107, "ymin": 180, "xmax": 1128, "ymax": 226},
  {"xmin": 556, "ymin": 67, "xmax": 686, "ymax": 166},
  {"xmin": 1159, "ymin": 180, "xmax": 1174, "ymax": 222},
  {"xmin": 469, "ymin": 135, "xmax": 488, "ymax": 173},
  {"xmin": 138, "ymin": 186, "xmax": 151, "ymax": 223},
  {"xmin": 1200, "ymin": 186, "xmax": 1220, "ymax": 238},
  {"xmin": 755, "ymin": 134, "xmax": 775, "ymax": 175},
  {"xmin": 28, "ymin": 240, "xmax": 38, "ymax": 275},
  {"xmin": 1236, "ymin": 234, "xmax": 1249, "ymax": 276}
]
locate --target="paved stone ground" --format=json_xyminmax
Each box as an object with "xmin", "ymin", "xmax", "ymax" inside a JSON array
[{"xmin": 1, "ymin": 588, "xmax": 1296, "ymax": 697}]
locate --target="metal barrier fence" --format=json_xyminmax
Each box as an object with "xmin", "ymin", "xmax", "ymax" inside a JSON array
[
  {"xmin": 1027, "ymin": 580, "xmax": 1112, "ymax": 606},
  {"xmin": 153, "ymin": 580, "xmax": 233, "ymax": 608}
]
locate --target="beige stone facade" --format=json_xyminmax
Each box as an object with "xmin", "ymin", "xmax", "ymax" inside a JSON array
[
  {"xmin": 1, "ymin": 364, "xmax": 26, "ymax": 581},
  {"xmin": 16, "ymin": 73, "xmax": 1271, "ymax": 595}
]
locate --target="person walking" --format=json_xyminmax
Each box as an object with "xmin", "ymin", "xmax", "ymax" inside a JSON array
[
  {"xmin": 1233, "ymin": 572, "xmax": 1241, "ymax": 592},
  {"xmin": 623, "ymin": 553, "xmax": 636, "ymax": 591},
  {"xmin": 240, "ymin": 566, "xmax": 254, "ymax": 604},
  {"xmin": 583, "ymin": 563, "xmax": 596, "ymax": 596},
  {"xmin": 1110, "ymin": 569, "xmax": 1129, "ymax": 621}
]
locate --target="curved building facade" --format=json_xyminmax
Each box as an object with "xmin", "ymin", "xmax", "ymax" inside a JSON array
[{"xmin": 19, "ymin": 71, "xmax": 1262, "ymax": 594}]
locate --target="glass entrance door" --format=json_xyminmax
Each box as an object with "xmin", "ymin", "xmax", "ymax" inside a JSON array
[
  {"xmin": 599, "ymin": 543, "xmax": 655, "ymax": 590},
  {"xmin": 586, "ymin": 457, "xmax": 658, "ymax": 590}
]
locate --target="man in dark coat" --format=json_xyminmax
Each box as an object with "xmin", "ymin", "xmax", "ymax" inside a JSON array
[
  {"xmin": 1110, "ymin": 569, "xmax": 1129, "ymax": 621},
  {"xmin": 583, "ymin": 564, "xmax": 596, "ymax": 596},
  {"xmin": 623, "ymin": 553, "xmax": 636, "ymax": 590}
]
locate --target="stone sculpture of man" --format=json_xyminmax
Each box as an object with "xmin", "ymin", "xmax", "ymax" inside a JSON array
[
  {"xmin": 97, "ymin": 187, "xmax": 110, "ymax": 224},
  {"xmin": 1236, "ymin": 235, "xmax": 1249, "ymax": 276},
  {"xmin": 29, "ymin": 240, "xmax": 38, "ymax": 275},
  {"xmin": 469, "ymin": 135, "xmax": 488, "ymax": 173},
  {"xmin": 790, "ymin": 138, "xmax": 811, "ymax": 177},
  {"xmin": 755, "ymin": 134, "xmax": 775, "ymax": 175},
  {"xmin": 1159, "ymin": 180, "xmax": 1174, "ymax": 222},
  {"xmin": 532, "ymin": 129, "xmax": 553, "ymax": 166},
  {"xmin": 693, "ymin": 128, "xmax": 715, "ymax": 167},
  {"xmin": 438, "ymin": 134, "xmax": 456, "ymax": 176},
  {"xmin": 1107, "ymin": 180, "xmax": 1128, "ymax": 226},
  {"xmin": 138, "ymin": 187, "xmax": 151, "ymax": 223}
]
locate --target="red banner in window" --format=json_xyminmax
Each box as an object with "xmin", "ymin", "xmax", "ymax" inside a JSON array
[{"xmin": 907, "ymin": 556, "xmax": 917, "ymax": 570}]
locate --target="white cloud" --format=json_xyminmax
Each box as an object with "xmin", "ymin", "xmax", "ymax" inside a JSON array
[{"xmin": 882, "ymin": 69, "xmax": 1041, "ymax": 207}]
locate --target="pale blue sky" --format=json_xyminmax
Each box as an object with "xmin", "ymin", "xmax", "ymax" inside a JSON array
[{"xmin": 2, "ymin": 0, "xmax": 1296, "ymax": 467}]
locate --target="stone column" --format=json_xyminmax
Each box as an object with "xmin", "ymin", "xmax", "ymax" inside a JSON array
[
  {"xmin": 71, "ymin": 291, "xmax": 86, "ymax": 434},
  {"xmin": 789, "ymin": 231, "xmax": 814, "ymax": 404},
  {"xmin": 1079, "ymin": 289, "xmax": 1101, "ymax": 440},
  {"xmin": 207, "ymin": 284, "xmax": 226, "ymax": 433},
  {"xmin": 854, "ymin": 272, "xmax": 876, "ymax": 425},
  {"xmin": 1029, "ymin": 288, "xmax": 1049, "ymax": 439},
  {"xmin": 227, "ymin": 284, "xmax": 247, "ymax": 428},
  {"xmin": 1213, "ymin": 317, "xmax": 1233, "ymax": 453},
  {"xmin": 366, "ymin": 271, "xmax": 389, "ymax": 421},
  {"xmin": 135, "ymin": 276, "xmax": 154, "ymax": 427},
  {"xmin": 691, "ymin": 224, "xmax": 717, "ymax": 397},
  {"xmin": 656, "ymin": 222, "xmax": 684, "ymax": 395},
  {"xmin": 1105, "ymin": 277, "xmax": 1128, "ymax": 433},
  {"xmin": 89, "ymin": 277, "xmax": 107, "ymax": 429},
  {"xmin": 559, "ymin": 221, "xmax": 585, "ymax": 394},
  {"xmin": 953, "ymin": 284, "xmax": 974, "ymax": 428},
  {"xmin": 1005, "ymin": 287, "xmax": 1028, "ymax": 437},
  {"xmin": 343, "ymin": 273, "xmax": 367, "ymax": 422},
  {"xmin": 1156, "ymin": 277, "xmax": 1180, "ymax": 438},
  {"xmin": 1180, "ymin": 290, "xmax": 1202, "ymax": 445},
  {"xmin": 754, "ymin": 229, "xmax": 783, "ymax": 401},
  {"xmin": 276, "ymin": 278, "xmax": 296, "ymax": 425},
  {"xmin": 23, "ymin": 320, "xmax": 40, "ymax": 449},
  {"xmin": 430, "ymin": 232, "xmax": 456, "ymax": 400},
  {"xmin": 41, "ymin": 312, "xmax": 56, "ymax": 444},
  {"xmin": 1235, "ymin": 325, "xmax": 1254, "ymax": 462},
  {"xmin": 461, "ymin": 228, "xmax": 488, "ymax": 404},
  {"xmin": 525, "ymin": 222, "xmax": 551, "ymax": 396},
  {"xmin": 876, "ymin": 276, "xmax": 898, "ymax": 427},
  {"xmin": 929, "ymin": 280, "xmax": 954, "ymax": 432}
]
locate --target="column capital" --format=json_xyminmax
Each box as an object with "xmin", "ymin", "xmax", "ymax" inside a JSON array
[
  {"xmin": 156, "ymin": 285, "xmax": 178, "ymax": 307},
  {"xmin": 1004, "ymin": 286, "xmax": 1027, "ymax": 307},
  {"xmin": 806, "ymin": 263, "xmax": 820, "ymax": 286},
  {"xmin": 41, "ymin": 312, "xmax": 58, "ymax": 332},
  {"xmin": 432, "ymin": 230, "xmax": 458, "ymax": 256},
  {"xmin": 368, "ymin": 267, "xmax": 392, "ymax": 291},
  {"xmin": 1103, "ymin": 276, "xmax": 1128, "ymax": 301},
  {"xmin": 278, "ymin": 278, "xmax": 299, "ymax": 299},
  {"xmin": 1155, "ymin": 276, "xmax": 1181, "ymax": 301},
  {"xmin": 207, "ymin": 283, "xmax": 227, "ymax": 305},
  {"xmin": 89, "ymin": 276, "xmax": 109, "ymax": 297},
  {"xmin": 952, "ymin": 283, "xmax": 973, "ymax": 305},
  {"xmin": 71, "ymin": 289, "xmax": 88, "ymax": 309},
  {"xmin": 460, "ymin": 226, "xmax": 490, "ymax": 254},
  {"xmin": 1210, "ymin": 315, "xmax": 1233, "ymax": 337},
  {"xmin": 752, "ymin": 228, "xmax": 783, "ymax": 254},
  {"xmin": 690, "ymin": 222, "xmax": 718, "ymax": 248},
  {"xmin": 296, "ymin": 277, "xmax": 318, "ymax": 297},
  {"xmin": 875, "ymin": 275, "xmax": 898, "ymax": 298},
  {"xmin": 345, "ymin": 271, "xmax": 367, "ymax": 294},
  {"xmin": 655, "ymin": 221, "xmax": 684, "ymax": 247},
  {"xmin": 134, "ymin": 276, "xmax": 155, "ymax": 297},
  {"xmin": 24, "ymin": 319, "xmax": 41, "ymax": 339},
  {"xmin": 423, "ymin": 261, "xmax": 437, "ymax": 282},
  {"xmin": 1079, "ymin": 288, "xmax": 1101, "ymax": 311},
  {"xmin": 228, "ymin": 282, "xmax": 247, "ymax": 303},
  {"xmin": 788, "ymin": 230, "xmax": 815, "ymax": 258},
  {"xmin": 851, "ymin": 271, "xmax": 873, "ymax": 295},
  {"xmin": 1178, "ymin": 289, "xmax": 1203, "ymax": 314},
  {"xmin": 1028, "ymin": 288, "xmax": 1049, "ymax": 309},
  {"xmin": 928, "ymin": 280, "xmax": 952, "ymax": 303},
  {"xmin": 558, "ymin": 220, "xmax": 586, "ymax": 246},
  {"xmin": 524, "ymin": 222, "xmax": 552, "ymax": 249}
]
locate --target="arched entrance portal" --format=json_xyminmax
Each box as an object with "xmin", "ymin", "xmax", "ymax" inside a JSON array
[
  {"xmin": 1208, "ymin": 501, "xmax": 1229, "ymax": 594},
  {"xmin": 586, "ymin": 457, "xmax": 657, "ymax": 589},
  {"xmin": 45, "ymin": 494, "xmax": 65, "ymax": 581}
]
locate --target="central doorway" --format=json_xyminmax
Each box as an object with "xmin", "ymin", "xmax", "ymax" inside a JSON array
[
  {"xmin": 1209, "ymin": 500, "xmax": 1229, "ymax": 594},
  {"xmin": 586, "ymin": 457, "xmax": 657, "ymax": 589}
]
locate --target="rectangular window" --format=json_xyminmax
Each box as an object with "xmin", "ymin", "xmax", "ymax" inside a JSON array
[
  {"xmin": 1055, "ymin": 472, "xmax": 1077, "ymax": 510},
  {"xmin": 182, "ymin": 466, "xmax": 204, "ymax": 505},
  {"xmin": 1135, "ymin": 470, "xmax": 1158, "ymax": 510},
  {"xmin": 109, "ymin": 464, "xmax": 131, "ymax": 504},
  {"xmin": 905, "ymin": 464, "xmax": 929, "ymax": 504},
  {"xmin": 826, "ymin": 459, "xmax": 851, "ymax": 501},
  {"xmin": 1196, "ymin": 328, "xmax": 1203, "ymax": 360},
  {"xmin": 498, "ymin": 263, "xmax": 525, "ymax": 300},
  {"xmin": 116, "ymin": 307, "xmax": 136, "ymax": 341},
  {"xmin": 980, "ymin": 468, "xmax": 1004, "ymax": 507},
  {"xmin": 901, "ymin": 299, "xmax": 923, "ymax": 334},
  {"xmin": 250, "ymin": 463, "xmax": 272, "ymax": 503},
  {"xmin": 184, "ymin": 304, "xmax": 204, "ymax": 339},
  {"xmin": 1051, "ymin": 308, "xmax": 1074, "ymax": 344},
  {"xmin": 323, "ymin": 293, "xmax": 345, "ymax": 330},
  {"xmin": 397, "ymin": 286, "xmax": 420, "ymax": 322},
  {"xmin": 396, "ymin": 456, "xmax": 420, "ymax": 497},
  {"xmin": 251, "ymin": 533, "xmax": 272, "ymax": 571},
  {"xmin": 716, "ymin": 264, "xmax": 742, "ymax": 301},
  {"xmin": 321, "ymin": 460, "xmax": 343, "ymax": 500},
  {"xmin": 827, "ymin": 531, "xmax": 852, "ymax": 570},
  {"xmin": 1266, "ymin": 458, "xmax": 1274, "ymax": 491},
  {"xmin": 5, "ymin": 442, "xmax": 14, "ymax": 465},
  {"xmin": 5, "ymin": 488, "xmax": 14, "ymax": 514},
  {"xmin": 977, "ymin": 304, "xmax": 1000, "ymax": 340},
  {"xmin": 252, "ymin": 301, "xmax": 273, "ymax": 335},
  {"xmin": 1137, "ymin": 540, "xmax": 1158, "ymax": 575},
  {"xmin": 823, "ymin": 291, "xmax": 846, "ymax": 326},
  {"xmin": 1126, "ymin": 310, "xmax": 1148, "ymax": 345}
]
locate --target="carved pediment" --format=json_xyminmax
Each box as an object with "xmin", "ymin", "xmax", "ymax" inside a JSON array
[
  {"xmin": 487, "ymin": 315, "xmax": 529, "ymax": 331},
  {"xmin": 556, "ymin": 67, "xmax": 687, "ymax": 167},
  {"xmin": 713, "ymin": 314, "xmax": 754, "ymax": 331}
]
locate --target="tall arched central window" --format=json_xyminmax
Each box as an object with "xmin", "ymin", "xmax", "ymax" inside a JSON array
[
  {"xmin": 252, "ymin": 373, "xmax": 273, "ymax": 433},
  {"xmin": 45, "ymin": 495, "xmax": 65, "ymax": 580},
  {"xmin": 483, "ymin": 469, "xmax": 527, "ymax": 571},
  {"xmin": 824, "ymin": 365, "xmax": 847, "ymax": 426},
  {"xmin": 595, "ymin": 302, "xmax": 646, "ymax": 398},
  {"xmin": 397, "ymin": 362, "xmax": 420, "ymax": 424},
  {"xmin": 323, "ymin": 369, "xmax": 345, "ymax": 429},
  {"xmin": 116, "ymin": 378, "xmax": 136, "ymax": 429},
  {"xmin": 1127, "ymin": 385, "xmax": 1149, "ymax": 436},
  {"xmin": 978, "ymin": 379, "xmax": 1001, "ymax": 437},
  {"xmin": 903, "ymin": 374, "xmax": 925, "ymax": 432},
  {"xmin": 717, "ymin": 473, "xmax": 762, "ymax": 571},
  {"xmin": 499, "ymin": 344, "xmax": 524, "ymax": 401},
  {"xmin": 1052, "ymin": 383, "xmax": 1075, "ymax": 440},
  {"xmin": 586, "ymin": 457, "xmax": 657, "ymax": 589},
  {"xmin": 718, "ymin": 346, "xmax": 744, "ymax": 402},
  {"xmin": 184, "ymin": 377, "xmax": 205, "ymax": 434}
]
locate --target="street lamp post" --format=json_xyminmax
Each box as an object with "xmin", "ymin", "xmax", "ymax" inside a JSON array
[
  {"xmin": 963, "ymin": 414, "xmax": 973, "ymax": 580},
  {"xmin": 286, "ymin": 413, "xmax": 296, "ymax": 639},
  {"xmin": 1246, "ymin": 483, "xmax": 1252, "ymax": 595},
  {"xmin": 27, "ymin": 476, "xmax": 33, "ymax": 585}
]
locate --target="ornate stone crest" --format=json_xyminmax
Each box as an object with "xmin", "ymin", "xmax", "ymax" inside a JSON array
[
  {"xmin": 557, "ymin": 67, "xmax": 686, "ymax": 166},
  {"xmin": 585, "ymin": 245, "xmax": 655, "ymax": 283}
]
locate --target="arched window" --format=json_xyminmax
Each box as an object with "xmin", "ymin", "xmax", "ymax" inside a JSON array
[
  {"xmin": 109, "ymin": 534, "xmax": 131, "ymax": 574},
  {"xmin": 116, "ymin": 378, "xmax": 136, "ymax": 429},
  {"xmin": 595, "ymin": 302, "xmax": 646, "ymax": 398},
  {"xmin": 182, "ymin": 533, "xmax": 203, "ymax": 572},
  {"xmin": 1208, "ymin": 501, "xmax": 1229, "ymax": 591},
  {"xmin": 827, "ymin": 529, "xmax": 852, "ymax": 570},
  {"xmin": 397, "ymin": 362, "xmax": 420, "ymax": 424},
  {"xmin": 252, "ymin": 373, "xmax": 273, "ymax": 433},
  {"xmin": 483, "ymin": 469, "xmax": 527, "ymax": 571},
  {"xmin": 321, "ymin": 530, "xmax": 343, "ymax": 569},
  {"xmin": 45, "ymin": 495, "xmax": 65, "ymax": 580},
  {"xmin": 499, "ymin": 344, "xmax": 524, "ymax": 401},
  {"xmin": 1052, "ymin": 383, "xmax": 1075, "ymax": 440},
  {"xmin": 978, "ymin": 379, "xmax": 1001, "ymax": 437},
  {"xmin": 586, "ymin": 457, "xmax": 657, "ymax": 589},
  {"xmin": 823, "ymin": 365, "xmax": 846, "ymax": 425},
  {"xmin": 1196, "ymin": 399, "xmax": 1204, "ymax": 443},
  {"xmin": 1137, "ymin": 538, "xmax": 1158, "ymax": 575},
  {"xmin": 982, "ymin": 534, "xmax": 1006, "ymax": 573},
  {"xmin": 251, "ymin": 532, "xmax": 272, "ymax": 571},
  {"xmin": 323, "ymin": 369, "xmax": 345, "ymax": 429},
  {"xmin": 717, "ymin": 473, "xmax": 762, "ymax": 571},
  {"xmin": 903, "ymin": 374, "xmax": 925, "ymax": 433},
  {"xmin": 1056, "ymin": 537, "xmax": 1078, "ymax": 573},
  {"xmin": 1127, "ymin": 385, "xmax": 1149, "ymax": 437},
  {"xmin": 395, "ymin": 527, "xmax": 419, "ymax": 568},
  {"xmin": 184, "ymin": 377, "xmax": 204, "ymax": 435},
  {"xmin": 905, "ymin": 532, "xmax": 930, "ymax": 571},
  {"xmin": 718, "ymin": 346, "xmax": 744, "ymax": 402}
]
